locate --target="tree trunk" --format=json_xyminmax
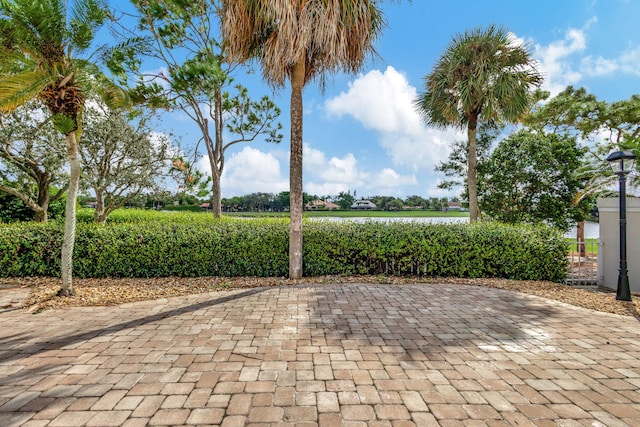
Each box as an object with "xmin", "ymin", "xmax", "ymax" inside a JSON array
[
  {"xmin": 34, "ymin": 207, "xmax": 48, "ymax": 222},
  {"xmin": 576, "ymin": 220, "xmax": 586, "ymax": 257},
  {"xmin": 60, "ymin": 131, "xmax": 80, "ymax": 297},
  {"xmin": 35, "ymin": 180, "xmax": 50, "ymax": 222},
  {"xmin": 94, "ymin": 189, "xmax": 105, "ymax": 224},
  {"xmin": 213, "ymin": 86, "xmax": 224, "ymax": 219},
  {"xmin": 212, "ymin": 168, "xmax": 222, "ymax": 219},
  {"xmin": 289, "ymin": 59, "xmax": 305, "ymax": 279},
  {"xmin": 467, "ymin": 115, "xmax": 479, "ymax": 223}
]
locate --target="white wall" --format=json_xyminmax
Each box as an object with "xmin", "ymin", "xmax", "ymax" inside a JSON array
[{"xmin": 597, "ymin": 197, "xmax": 640, "ymax": 294}]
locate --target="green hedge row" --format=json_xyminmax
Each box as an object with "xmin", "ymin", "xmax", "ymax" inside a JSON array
[{"xmin": 0, "ymin": 220, "xmax": 568, "ymax": 281}]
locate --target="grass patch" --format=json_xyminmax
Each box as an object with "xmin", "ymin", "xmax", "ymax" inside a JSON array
[{"xmin": 567, "ymin": 238, "xmax": 599, "ymax": 254}]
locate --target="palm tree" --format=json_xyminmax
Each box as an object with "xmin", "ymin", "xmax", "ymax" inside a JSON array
[
  {"xmin": 0, "ymin": 0, "xmax": 126, "ymax": 296},
  {"xmin": 220, "ymin": 0, "xmax": 385, "ymax": 279},
  {"xmin": 416, "ymin": 25, "xmax": 542, "ymax": 223}
]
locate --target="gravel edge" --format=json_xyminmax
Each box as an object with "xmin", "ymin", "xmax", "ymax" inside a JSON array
[{"xmin": 0, "ymin": 276, "xmax": 638, "ymax": 318}]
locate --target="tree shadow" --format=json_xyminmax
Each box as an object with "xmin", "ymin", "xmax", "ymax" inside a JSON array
[
  {"xmin": 0, "ymin": 287, "xmax": 268, "ymax": 366},
  {"xmin": 302, "ymin": 283, "xmax": 582, "ymax": 363}
]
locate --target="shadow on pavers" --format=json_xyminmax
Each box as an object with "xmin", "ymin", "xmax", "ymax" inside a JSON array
[{"xmin": 0, "ymin": 287, "xmax": 269, "ymax": 365}]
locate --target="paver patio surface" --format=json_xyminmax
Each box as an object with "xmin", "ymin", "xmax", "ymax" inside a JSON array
[{"xmin": 1, "ymin": 283, "xmax": 639, "ymax": 426}]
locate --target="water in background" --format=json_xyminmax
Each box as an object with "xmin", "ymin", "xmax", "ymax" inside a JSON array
[{"xmin": 308, "ymin": 216, "xmax": 599, "ymax": 239}]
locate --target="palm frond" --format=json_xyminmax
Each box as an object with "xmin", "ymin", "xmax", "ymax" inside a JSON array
[
  {"xmin": 69, "ymin": 0, "xmax": 107, "ymax": 52},
  {"xmin": 0, "ymin": 70, "xmax": 54, "ymax": 112},
  {"xmin": 416, "ymin": 24, "xmax": 542, "ymax": 127},
  {"xmin": 221, "ymin": 0, "xmax": 386, "ymax": 87}
]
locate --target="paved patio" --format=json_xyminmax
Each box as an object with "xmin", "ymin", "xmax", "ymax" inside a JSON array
[{"xmin": 1, "ymin": 283, "xmax": 639, "ymax": 426}]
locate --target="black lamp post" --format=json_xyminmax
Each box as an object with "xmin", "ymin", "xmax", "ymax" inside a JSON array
[{"xmin": 606, "ymin": 150, "xmax": 636, "ymax": 301}]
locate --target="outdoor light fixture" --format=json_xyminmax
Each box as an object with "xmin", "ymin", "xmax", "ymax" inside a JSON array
[{"xmin": 607, "ymin": 149, "xmax": 637, "ymax": 301}]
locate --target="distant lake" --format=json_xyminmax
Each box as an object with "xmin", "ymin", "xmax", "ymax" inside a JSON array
[{"xmin": 308, "ymin": 216, "xmax": 599, "ymax": 239}]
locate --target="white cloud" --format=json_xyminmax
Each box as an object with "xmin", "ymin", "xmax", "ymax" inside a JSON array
[
  {"xmin": 619, "ymin": 47, "xmax": 640, "ymax": 76},
  {"xmin": 303, "ymin": 144, "xmax": 367, "ymax": 195},
  {"xmin": 532, "ymin": 16, "xmax": 640, "ymax": 93},
  {"xmin": 304, "ymin": 144, "xmax": 365, "ymax": 184},
  {"xmin": 197, "ymin": 146, "xmax": 288, "ymax": 197},
  {"xmin": 580, "ymin": 46, "xmax": 640, "ymax": 77},
  {"xmin": 368, "ymin": 168, "xmax": 418, "ymax": 196},
  {"xmin": 194, "ymin": 142, "xmax": 418, "ymax": 198},
  {"xmin": 325, "ymin": 66, "xmax": 459, "ymax": 174},
  {"xmin": 533, "ymin": 26, "xmax": 589, "ymax": 95},
  {"xmin": 580, "ymin": 55, "xmax": 619, "ymax": 76}
]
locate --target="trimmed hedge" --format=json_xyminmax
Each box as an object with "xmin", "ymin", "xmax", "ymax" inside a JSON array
[{"xmin": 0, "ymin": 219, "xmax": 568, "ymax": 281}]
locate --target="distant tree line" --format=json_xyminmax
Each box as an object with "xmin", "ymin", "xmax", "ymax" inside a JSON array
[
  {"xmin": 207, "ymin": 192, "xmax": 457, "ymax": 213},
  {"xmin": 77, "ymin": 191, "xmax": 462, "ymax": 214}
]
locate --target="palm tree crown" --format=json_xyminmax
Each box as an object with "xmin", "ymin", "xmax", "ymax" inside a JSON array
[
  {"xmin": 416, "ymin": 25, "xmax": 542, "ymax": 222},
  {"xmin": 221, "ymin": 0, "xmax": 385, "ymax": 86},
  {"xmin": 418, "ymin": 25, "xmax": 542, "ymax": 128},
  {"xmin": 0, "ymin": 0, "xmax": 107, "ymax": 130}
]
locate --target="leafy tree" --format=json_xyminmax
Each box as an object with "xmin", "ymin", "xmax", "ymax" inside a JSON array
[
  {"xmin": 273, "ymin": 191, "xmax": 290, "ymax": 212},
  {"xmin": 0, "ymin": 101, "xmax": 67, "ymax": 222},
  {"xmin": 115, "ymin": 0, "xmax": 282, "ymax": 219},
  {"xmin": 221, "ymin": 195, "xmax": 244, "ymax": 212},
  {"xmin": 404, "ymin": 195, "xmax": 427, "ymax": 209},
  {"xmin": 531, "ymin": 87, "xmax": 640, "ymax": 164},
  {"xmin": 335, "ymin": 191, "xmax": 355, "ymax": 210},
  {"xmin": 243, "ymin": 192, "xmax": 273, "ymax": 212},
  {"xmin": 416, "ymin": 25, "xmax": 542, "ymax": 223},
  {"xmin": 370, "ymin": 195, "xmax": 404, "ymax": 211},
  {"xmin": 428, "ymin": 197, "xmax": 443, "ymax": 211},
  {"xmin": 80, "ymin": 103, "xmax": 171, "ymax": 224},
  {"xmin": 169, "ymin": 154, "xmax": 211, "ymax": 203},
  {"xmin": 220, "ymin": 0, "xmax": 386, "ymax": 278},
  {"xmin": 526, "ymin": 86, "xmax": 640, "ymax": 249},
  {"xmin": 145, "ymin": 189, "xmax": 172, "ymax": 210},
  {"xmin": 0, "ymin": 0, "xmax": 129, "ymax": 296},
  {"xmin": 386, "ymin": 198, "xmax": 404, "ymax": 211},
  {"xmin": 479, "ymin": 129, "xmax": 588, "ymax": 231}
]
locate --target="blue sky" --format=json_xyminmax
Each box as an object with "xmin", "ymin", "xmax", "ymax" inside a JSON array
[{"xmin": 125, "ymin": 0, "xmax": 640, "ymax": 199}]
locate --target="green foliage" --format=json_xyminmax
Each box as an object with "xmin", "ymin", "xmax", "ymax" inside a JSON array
[
  {"xmin": 0, "ymin": 222, "xmax": 63, "ymax": 276},
  {"xmin": 74, "ymin": 208, "xmax": 213, "ymax": 224},
  {"xmin": 435, "ymin": 123, "xmax": 501, "ymax": 192},
  {"xmin": 526, "ymin": 86, "xmax": 640, "ymax": 190},
  {"xmin": 0, "ymin": 186, "xmax": 66, "ymax": 222},
  {"xmin": 335, "ymin": 191, "xmax": 355, "ymax": 210},
  {"xmin": 1, "ymin": 214, "xmax": 567, "ymax": 282},
  {"xmin": 479, "ymin": 129, "xmax": 588, "ymax": 231},
  {"xmin": 80, "ymin": 102, "xmax": 171, "ymax": 223},
  {"xmin": 304, "ymin": 221, "xmax": 566, "ymax": 281},
  {"xmin": 0, "ymin": 191, "xmax": 33, "ymax": 222}
]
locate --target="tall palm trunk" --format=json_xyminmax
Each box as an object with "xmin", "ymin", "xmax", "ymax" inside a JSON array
[
  {"xmin": 467, "ymin": 115, "xmax": 479, "ymax": 223},
  {"xmin": 289, "ymin": 59, "xmax": 305, "ymax": 279},
  {"xmin": 60, "ymin": 131, "xmax": 80, "ymax": 296}
]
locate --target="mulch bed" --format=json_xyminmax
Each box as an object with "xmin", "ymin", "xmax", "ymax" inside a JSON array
[{"xmin": 1, "ymin": 276, "xmax": 638, "ymax": 318}]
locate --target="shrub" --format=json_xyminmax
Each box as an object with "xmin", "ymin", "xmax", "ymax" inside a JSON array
[{"xmin": 0, "ymin": 217, "xmax": 567, "ymax": 281}]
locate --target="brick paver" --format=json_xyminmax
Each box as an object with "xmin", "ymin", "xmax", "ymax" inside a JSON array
[{"xmin": 1, "ymin": 284, "xmax": 640, "ymax": 426}]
